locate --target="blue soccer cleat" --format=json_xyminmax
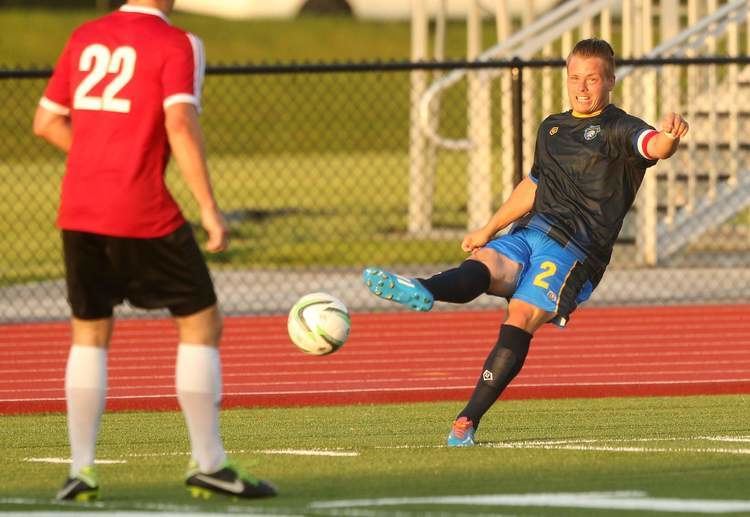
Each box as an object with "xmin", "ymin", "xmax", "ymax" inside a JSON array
[
  {"xmin": 447, "ymin": 416, "xmax": 476, "ymax": 447},
  {"xmin": 362, "ymin": 267, "xmax": 434, "ymax": 311}
]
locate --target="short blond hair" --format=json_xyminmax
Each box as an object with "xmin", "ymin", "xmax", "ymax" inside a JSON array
[{"xmin": 567, "ymin": 38, "xmax": 615, "ymax": 79}]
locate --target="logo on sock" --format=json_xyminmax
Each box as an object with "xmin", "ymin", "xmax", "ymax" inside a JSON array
[{"xmin": 482, "ymin": 370, "xmax": 494, "ymax": 382}]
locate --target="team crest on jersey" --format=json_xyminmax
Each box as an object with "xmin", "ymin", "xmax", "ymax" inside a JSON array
[
  {"xmin": 549, "ymin": 126, "xmax": 559, "ymax": 135},
  {"xmin": 583, "ymin": 125, "xmax": 601, "ymax": 141}
]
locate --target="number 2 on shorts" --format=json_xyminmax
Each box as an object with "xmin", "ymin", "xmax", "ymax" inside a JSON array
[{"xmin": 533, "ymin": 261, "xmax": 557, "ymax": 289}]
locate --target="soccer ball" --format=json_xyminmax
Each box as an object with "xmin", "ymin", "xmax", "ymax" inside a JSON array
[{"xmin": 287, "ymin": 292, "xmax": 351, "ymax": 355}]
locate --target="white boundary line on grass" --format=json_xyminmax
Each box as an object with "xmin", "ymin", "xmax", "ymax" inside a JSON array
[
  {"xmin": 308, "ymin": 490, "xmax": 750, "ymax": 513},
  {"xmin": 22, "ymin": 448, "xmax": 360, "ymax": 465},
  {"xmin": 483, "ymin": 436, "xmax": 750, "ymax": 455},
  {"xmin": 486, "ymin": 443, "xmax": 750, "ymax": 455},
  {"xmin": 25, "ymin": 435, "xmax": 748, "ymax": 466},
  {"xmin": 22, "ymin": 457, "xmax": 126, "ymax": 464},
  {"xmin": 0, "ymin": 498, "xmax": 303, "ymax": 516},
  {"xmin": 374, "ymin": 434, "xmax": 750, "ymax": 455}
]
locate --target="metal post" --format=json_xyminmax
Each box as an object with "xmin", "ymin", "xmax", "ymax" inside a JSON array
[
  {"xmin": 511, "ymin": 60, "xmax": 524, "ymax": 186},
  {"xmin": 637, "ymin": 0, "xmax": 658, "ymax": 265},
  {"xmin": 498, "ymin": 0, "xmax": 515, "ymax": 205},
  {"xmin": 466, "ymin": 0, "xmax": 493, "ymax": 230},
  {"xmin": 408, "ymin": 0, "xmax": 432, "ymax": 234},
  {"xmin": 660, "ymin": 0, "xmax": 679, "ymax": 225}
]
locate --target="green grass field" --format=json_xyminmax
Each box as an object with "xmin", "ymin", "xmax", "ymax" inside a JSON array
[
  {"xmin": 0, "ymin": 147, "xmax": 499, "ymax": 285},
  {"xmin": 3, "ymin": 395, "xmax": 750, "ymax": 515},
  {"xmin": 0, "ymin": 8, "xmax": 500, "ymax": 66},
  {"xmin": 0, "ymin": 8, "xmax": 512, "ymax": 286}
]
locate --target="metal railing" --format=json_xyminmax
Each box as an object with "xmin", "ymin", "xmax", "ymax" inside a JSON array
[{"xmin": 0, "ymin": 58, "xmax": 748, "ymax": 322}]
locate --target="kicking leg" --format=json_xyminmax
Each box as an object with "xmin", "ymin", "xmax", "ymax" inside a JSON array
[
  {"xmin": 362, "ymin": 248, "xmax": 520, "ymax": 310},
  {"xmin": 419, "ymin": 246, "xmax": 522, "ymax": 303}
]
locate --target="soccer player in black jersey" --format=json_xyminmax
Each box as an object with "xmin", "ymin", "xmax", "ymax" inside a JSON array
[{"xmin": 362, "ymin": 38, "xmax": 689, "ymax": 446}]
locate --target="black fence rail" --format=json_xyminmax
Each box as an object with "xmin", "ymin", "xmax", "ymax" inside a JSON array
[{"xmin": 1, "ymin": 57, "xmax": 748, "ymax": 322}]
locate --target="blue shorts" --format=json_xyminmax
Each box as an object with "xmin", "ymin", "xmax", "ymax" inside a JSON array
[{"xmin": 485, "ymin": 227, "xmax": 594, "ymax": 326}]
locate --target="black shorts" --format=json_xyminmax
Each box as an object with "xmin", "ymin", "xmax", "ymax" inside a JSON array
[{"xmin": 62, "ymin": 223, "xmax": 217, "ymax": 319}]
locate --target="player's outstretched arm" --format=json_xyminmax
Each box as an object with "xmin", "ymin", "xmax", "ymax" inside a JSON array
[
  {"xmin": 646, "ymin": 112, "xmax": 689, "ymax": 160},
  {"xmin": 461, "ymin": 176, "xmax": 537, "ymax": 252},
  {"xmin": 32, "ymin": 106, "xmax": 72, "ymax": 153},
  {"xmin": 165, "ymin": 103, "xmax": 229, "ymax": 253}
]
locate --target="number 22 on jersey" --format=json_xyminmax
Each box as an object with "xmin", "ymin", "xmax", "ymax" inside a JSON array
[{"xmin": 74, "ymin": 44, "xmax": 136, "ymax": 113}]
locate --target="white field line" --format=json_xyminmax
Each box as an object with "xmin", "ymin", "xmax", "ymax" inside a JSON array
[
  {"xmin": 698, "ymin": 435, "xmax": 750, "ymax": 442},
  {"xmin": 375, "ymin": 435, "xmax": 750, "ymax": 456},
  {"xmin": 260, "ymin": 449, "xmax": 359, "ymax": 457},
  {"xmin": 23, "ymin": 448, "xmax": 359, "ymax": 464},
  {"xmin": 501, "ymin": 436, "xmax": 750, "ymax": 445},
  {"xmin": 0, "ymin": 498, "xmax": 303, "ymax": 515},
  {"xmin": 308, "ymin": 491, "xmax": 750, "ymax": 513},
  {"xmin": 487, "ymin": 443, "xmax": 750, "ymax": 455},
  {"xmin": 22, "ymin": 457, "xmax": 126, "ymax": 464},
  {"xmin": 23, "ymin": 436, "xmax": 747, "ymax": 466}
]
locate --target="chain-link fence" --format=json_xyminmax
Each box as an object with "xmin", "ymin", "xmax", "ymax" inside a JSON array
[{"xmin": 1, "ymin": 59, "xmax": 748, "ymax": 322}]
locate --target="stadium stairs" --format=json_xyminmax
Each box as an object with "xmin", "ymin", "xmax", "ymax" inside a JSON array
[{"xmin": 416, "ymin": 0, "xmax": 749, "ymax": 265}]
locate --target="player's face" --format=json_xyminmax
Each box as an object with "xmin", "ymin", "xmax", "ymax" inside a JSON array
[{"xmin": 566, "ymin": 55, "xmax": 614, "ymax": 115}]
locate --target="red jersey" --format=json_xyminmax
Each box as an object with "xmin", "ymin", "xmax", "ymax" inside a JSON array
[{"xmin": 40, "ymin": 5, "xmax": 205, "ymax": 238}]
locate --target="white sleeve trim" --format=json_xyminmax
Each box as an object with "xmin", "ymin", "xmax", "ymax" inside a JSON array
[
  {"xmin": 186, "ymin": 32, "xmax": 205, "ymax": 111},
  {"xmin": 39, "ymin": 96, "xmax": 70, "ymax": 116},
  {"xmin": 163, "ymin": 93, "xmax": 200, "ymax": 110},
  {"xmin": 636, "ymin": 129, "xmax": 659, "ymax": 159}
]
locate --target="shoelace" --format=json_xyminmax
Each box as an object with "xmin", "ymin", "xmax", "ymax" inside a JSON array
[
  {"xmin": 451, "ymin": 417, "xmax": 473, "ymax": 439},
  {"xmin": 225, "ymin": 461, "xmax": 261, "ymax": 486}
]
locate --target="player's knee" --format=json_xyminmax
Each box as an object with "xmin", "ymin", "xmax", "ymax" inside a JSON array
[
  {"xmin": 71, "ymin": 317, "xmax": 113, "ymax": 347},
  {"xmin": 472, "ymin": 249, "xmax": 521, "ymax": 295},
  {"xmin": 470, "ymin": 247, "xmax": 497, "ymax": 269},
  {"xmin": 176, "ymin": 305, "xmax": 223, "ymax": 346},
  {"xmin": 207, "ymin": 311, "xmax": 224, "ymax": 344},
  {"xmin": 505, "ymin": 301, "xmax": 551, "ymax": 333}
]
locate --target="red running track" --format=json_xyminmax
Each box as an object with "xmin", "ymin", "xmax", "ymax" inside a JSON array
[{"xmin": 1, "ymin": 305, "xmax": 750, "ymax": 414}]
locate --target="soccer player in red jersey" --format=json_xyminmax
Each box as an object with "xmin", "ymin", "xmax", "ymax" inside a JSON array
[{"xmin": 33, "ymin": 0, "xmax": 276, "ymax": 501}]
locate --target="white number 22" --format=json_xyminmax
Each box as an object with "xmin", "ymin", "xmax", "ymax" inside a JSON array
[{"xmin": 73, "ymin": 44, "xmax": 136, "ymax": 113}]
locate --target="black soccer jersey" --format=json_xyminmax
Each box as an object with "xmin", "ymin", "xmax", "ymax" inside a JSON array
[{"xmin": 515, "ymin": 104, "xmax": 658, "ymax": 271}]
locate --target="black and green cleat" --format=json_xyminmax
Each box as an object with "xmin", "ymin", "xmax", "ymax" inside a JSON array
[
  {"xmin": 185, "ymin": 460, "xmax": 277, "ymax": 500},
  {"xmin": 56, "ymin": 465, "xmax": 99, "ymax": 502}
]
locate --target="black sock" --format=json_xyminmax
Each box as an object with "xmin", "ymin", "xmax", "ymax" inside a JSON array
[
  {"xmin": 458, "ymin": 324, "xmax": 532, "ymax": 428},
  {"xmin": 418, "ymin": 259, "xmax": 491, "ymax": 303}
]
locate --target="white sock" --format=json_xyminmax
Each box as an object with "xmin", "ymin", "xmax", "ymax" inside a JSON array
[
  {"xmin": 65, "ymin": 345, "xmax": 107, "ymax": 477},
  {"xmin": 176, "ymin": 343, "xmax": 226, "ymax": 473}
]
